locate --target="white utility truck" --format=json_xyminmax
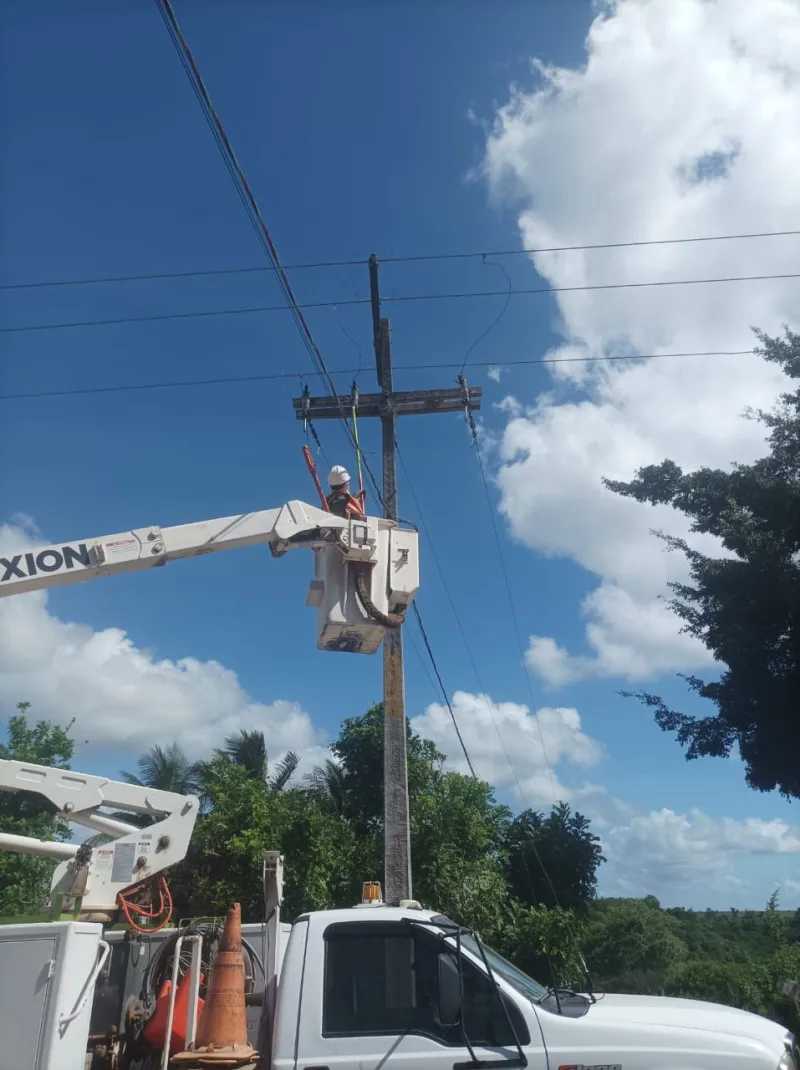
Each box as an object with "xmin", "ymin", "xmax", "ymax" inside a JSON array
[{"xmin": 0, "ymin": 503, "xmax": 796, "ymax": 1067}]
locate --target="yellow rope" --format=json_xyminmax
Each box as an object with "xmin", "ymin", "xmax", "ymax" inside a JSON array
[{"xmin": 351, "ymin": 385, "xmax": 364, "ymax": 496}]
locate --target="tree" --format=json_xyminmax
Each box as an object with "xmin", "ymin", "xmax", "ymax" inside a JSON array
[
  {"xmin": 321, "ymin": 703, "xmax": 443, "ymax": 835},
  {"xmin": 169, "ymin": 756, "xmax": 364, "ymax": 920},
  {"xmin": 213, "ymin": 729, "xmax": 300, "ymax": 791},
  {"xmin": 504, "ymin": 803, "xmax": 605, "ymax": 913},
  {"xmin": 584, "ymin": 897, "xmax": 688, "ymax": 994},
  {"xmin": 121, "ymin": 742, "xmax": 203, "ymax": 795},
  {"xmin": 303, "ymin": 759, "xmax": 348, "ymax": 816},
  {"xmin": 0, "ymin": 702, "xmax": 74, "ymax": 916},
  {"xmin": 605, "ymin": 327, "xmax": 800, "ymax": 797}
]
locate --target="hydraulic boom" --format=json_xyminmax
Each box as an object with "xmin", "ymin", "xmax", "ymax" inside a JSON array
[{"xmin": 0, "ymin": 499, "xmax": 419, "ymax": 654}]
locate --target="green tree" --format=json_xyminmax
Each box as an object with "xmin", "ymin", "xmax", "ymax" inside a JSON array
[
  {"xmin": 584, "ymin": 897, "xmax": 688, "ymax": 994},
  {"xmin": 505, "ymin": 803, "xmax": 605, "ymax": 913},
  {"xmin": 499, "ymin": 900, "xmax": 586, "ymax": 988},
  {"xmin": 169, "ymin": 757, "xmax": 364, "ymax": 920},
  {"xmin": 122, "ymin": 742, "xmax": 203, "ymax": 795},
  {"xmin": 605, "ymin": 327, "xmax": 800, "ymax": 797},
  {"xmin": 214, "ymin": 728, "xmax": 300, "ymax": 791},
  {"xmin": 412, "ymin": 770, "xmax": 511, "ymax": 941},
  {"xmin": 0, "ymin": 702, "xmax": 74, "ymax": 916},
  {"xmin": 326, "ymin": 703, "xmax": 443, "ymax": 835}
]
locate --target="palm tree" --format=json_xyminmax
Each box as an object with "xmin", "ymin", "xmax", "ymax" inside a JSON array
[
  {"xmin": 84, "ymin": 743, "xmax": 203, "ymax": 846},
  {"xmin": 213, "ymin": 729, "xmax": 299, "ymax": 792},
  {"xmin": 121, "ymin": 743, "xmax": 204, "ymax": 795},
  {"xmin": 303, "ymin": 758, "xmax": 347, "ymax": 817}
]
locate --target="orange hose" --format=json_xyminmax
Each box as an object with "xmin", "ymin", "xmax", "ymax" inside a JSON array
[{"xmin": 117, "ymin": 876, "xmax": 174, "ymax": 934}]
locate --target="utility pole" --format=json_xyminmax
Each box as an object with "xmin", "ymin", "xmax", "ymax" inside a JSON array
[{"xmin": 292, "ymin": 253, "xmax": 481, "ymax": 905}]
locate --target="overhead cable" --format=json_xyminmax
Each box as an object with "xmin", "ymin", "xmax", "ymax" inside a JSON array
[
  {"xmin": 0, "ymin": 350, "xmax": 756, "ymax": 402},
  {"xmin": 154, "ymin": 0, "xmax": 385, "ymax": 505},
  {"xmin": 4, "ymin": 227, "xmax": 799, "ymax": 291},
  {"xmin": 4, "ymin": 271, "xmax": 797, "ymax": 335}
]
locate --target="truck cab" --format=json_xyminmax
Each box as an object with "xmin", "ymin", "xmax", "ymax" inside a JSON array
[{"xmin": 272, "ymin": 902, "xmax": 796, "ymax": 1070}]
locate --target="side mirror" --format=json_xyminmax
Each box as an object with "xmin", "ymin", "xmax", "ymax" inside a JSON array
[{"xmin": 437, "ymin": 952, "xmax": 462, "ymax": 1027}]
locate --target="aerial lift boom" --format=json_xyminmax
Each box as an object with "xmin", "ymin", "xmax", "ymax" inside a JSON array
[
  {"xmin": 0, "ymin": 499, "xmax": 419, "ymax": 654},
  {"xmin": 0, "ymin": 760, "xmax": 198, "ymax": 919}
]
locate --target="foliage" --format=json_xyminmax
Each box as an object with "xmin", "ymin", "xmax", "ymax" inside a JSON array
[
  {"xmin": 505, "ymin": 803, "xmax": 605, "ymax": 913},
  {"xmin": 583, "ymin": 896, "xmax": 688, "ymax": 994},
  {"xmin": 605, "ymin": 327, "xmax": 800, "ymax": 797},
  {"xmin": 212, "ymin": 728, "xmax": 300, "ymax": 791},
  {"xmin": 121, "ymin": 742, "xmax": 204, "ymax": 795},
  {"xmin": 0, "ymin": 702, "xmax": 74, "ymax": 915},
  {"xmin": 499, "ymin": 900, "xmax": 587, "ymax": 988}
]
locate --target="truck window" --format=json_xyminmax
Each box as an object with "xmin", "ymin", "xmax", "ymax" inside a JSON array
[{"xmin": 322, "ymin": 922, "xmax": 529, "ymax": 1047}]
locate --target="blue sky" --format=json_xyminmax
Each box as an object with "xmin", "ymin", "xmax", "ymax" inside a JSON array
[{"xmin": 2, "ymin": 0, "xmax": 800, "ymax": 909}]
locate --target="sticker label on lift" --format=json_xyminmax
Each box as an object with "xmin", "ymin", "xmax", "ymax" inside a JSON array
[
  {"xmin": 94, "ymin": 849, "xmax": 114, "ymax": 872},
  {"xmin": 101, "ymin": 537, "xmax": 139, "ymax": 560},
  {"xmin": 137, "ymin": 841, "xmax": 151, "ymax": 855},
  {"xmin": 111, "ymin": 842, "xmax": 137, "ymax": 883}
]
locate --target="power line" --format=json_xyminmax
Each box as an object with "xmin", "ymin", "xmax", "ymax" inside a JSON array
[
  {"xmin": 411, "ymin": 604, "xmax": 478, "ymax": 780},
  {"xmin": 396, "ymin": 437, "xmax": 572, "ymax": 928},
  {"xmin": 3, "ymin": 272, "xmax": 797, "ymax": 335},
  {"xmin": 154, "ymin": 0, "xmax": 384, "ymax": 506},
  {"xmin": 396, "ymin": 439, "xmax": 534, "ymax": 793},
  {"xmin": 0, "ymin": 350, "xmax": 756, "ymax": 402},
  {"xmin": 382, "ymin": 228, "xmax": 800, "ymax": 264},
  {"xmin": 0, "ymin": 257, "xmax": 364, "ymax": 292},
  {"xmin": 456, "ymin": 388, "xmax": 559, "ymax": 802},
  {"xmin": 4, "ymin": 227, "xmax": 799, "ymax": 291}
]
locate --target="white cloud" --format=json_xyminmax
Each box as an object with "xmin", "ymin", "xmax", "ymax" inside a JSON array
[
  {"xmin": 0, "ymin": 521, "xmax": 327, "ymax": 774},
  {"xmin": 602, "ymin": 807, "xmax": 800, "ymax": 903},
  {"xmin": 487, "ymin": 365, "xmax": 505, "ymax": 382},
  {"xmin": 480, "ymin": 0, "xmax": 800, "ymax": 684},
  {"xmin": 411, "ymin": 689, "xmax": 603, "ymax": 806}
]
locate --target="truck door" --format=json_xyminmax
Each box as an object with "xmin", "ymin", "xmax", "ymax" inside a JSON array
[{"xmin": 295, "ymin": 919, "xmax": 546, "ymax": 1070}]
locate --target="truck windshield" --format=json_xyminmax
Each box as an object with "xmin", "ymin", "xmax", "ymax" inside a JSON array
[{"xmin": 451, "ymin": 930, "xmax": 548, "ymax": 1004}]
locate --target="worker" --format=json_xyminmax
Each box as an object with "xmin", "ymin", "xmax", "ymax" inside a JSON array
[{"xmin": 326, "ymin": 465, "xmax": 365, "ymax": 518}]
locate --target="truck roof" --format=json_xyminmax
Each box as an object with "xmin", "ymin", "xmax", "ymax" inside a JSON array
[{"xmin": 295, "ymin": 905, "xmax": 441, "ymax": 926}]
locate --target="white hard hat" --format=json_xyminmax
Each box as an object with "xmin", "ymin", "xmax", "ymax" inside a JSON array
[{"xmin": 328, "ymin": 465, "xmax": 350, "ymax": 487}]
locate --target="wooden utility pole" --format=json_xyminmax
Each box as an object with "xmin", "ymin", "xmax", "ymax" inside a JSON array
[{"xmin": 292, "ymin": 253, "xmax": 481, "ymax": 905}]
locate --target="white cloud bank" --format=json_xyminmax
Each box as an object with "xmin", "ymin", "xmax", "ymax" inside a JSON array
[
  {"xmin": 410, "ymin": 690, "xmax": 604, "ymax": 806},
  {"xmin": 480, "ymin": 0, "xmax": 800, "ymax": 685}
]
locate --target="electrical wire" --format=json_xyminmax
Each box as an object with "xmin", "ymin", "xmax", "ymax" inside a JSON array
[
  {"xmin": 410, "ymin": 603, "xmax": 478, "ymax": 780},
  {"xmin": 396, "ymin": 438, "xmax": 558, "ymax": 809},
  {"xmin": 4, "ymin": 271, "xmax": 797, "ymax": 335},
  {"xmin": 154, "ymin": 0, "xmax": 385, "ymax": 508},
  {"xmin": 0, "ymin": 349, "xmax": 755, "ymax": 402},
  {"xmin": 4, "ymin": 226, "xmax": 799, "ymax": 291},
  {"xmin": 460, "ymin": 257, "xmax": 512, "ymax": 375},
  {"xmin": 396, "ymin": 439, "xmax": 575, "ymax": 953}
]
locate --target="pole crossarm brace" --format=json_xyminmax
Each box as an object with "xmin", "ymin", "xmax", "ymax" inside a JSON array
[{"xmin": 292, "ymin": 386, "xmax": 482, "ymax": 420}]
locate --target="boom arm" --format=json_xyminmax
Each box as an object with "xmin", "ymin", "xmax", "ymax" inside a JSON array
[
  {"xmin": 0, "ymin": 500, "xmax": 353, "ymax": 597},
  {"xmin": 0, "ymin": 758, "xmax": 199, "ymax": 914},
  {"xmin": 0, "ymin": 500, "xmax": 420, "ymax": 655}
]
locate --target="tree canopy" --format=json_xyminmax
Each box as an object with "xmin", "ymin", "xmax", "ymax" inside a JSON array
[
  {"xmin": 605, "ymin": 327, "xmax": 800, "ymax": 797},
  {"xmin": 0, "ymin": 702, "xmax": 74, "ymax": 916}
]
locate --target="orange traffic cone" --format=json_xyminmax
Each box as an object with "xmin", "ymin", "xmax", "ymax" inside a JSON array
[{"xmin": 172, "ymin": 903, "xmax": 257, "ymax": 1067}]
